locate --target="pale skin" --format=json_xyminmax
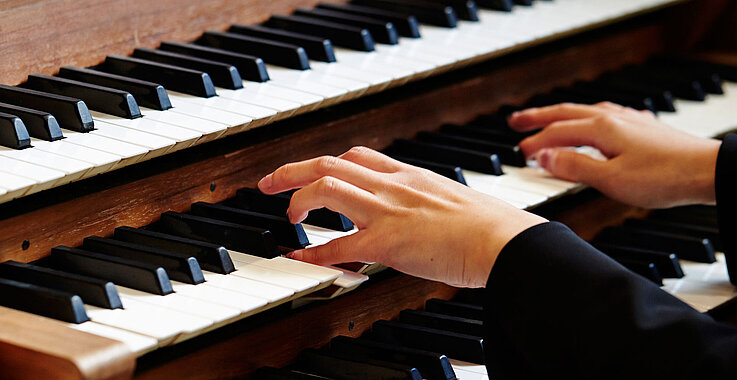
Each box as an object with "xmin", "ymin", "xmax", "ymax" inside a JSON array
[{"xmin": 258, "ymin": 102, "xmax": 722, "ymax": 288}]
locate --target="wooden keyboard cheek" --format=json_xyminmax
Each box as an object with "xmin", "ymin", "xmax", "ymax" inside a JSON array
[{"xmin": 0, "ymin": 306, "xmax": 135, "ymax": 380}]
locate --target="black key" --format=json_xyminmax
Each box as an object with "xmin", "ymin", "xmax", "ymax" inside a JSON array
[
  {"xmin": 0, "ymin": 84, "xmax": 94, "ymax": 132},
  {"xmin": 425, "ymin": 298, "xmax": 484, "ymax": 320},
  {"xmin": 615, "ymin": 258, "xmax": 663, "ymax": 286},
  {"xmin": 372, "ymin": 320, "xmax": 485, "ymax": 364},
  {"xmin": 233, "ymin": 188, "xmax": 354, "ymax": 232},
  {"xmin": 114, "ymin": 226, "xmax": 235, "ymax": 274},
  {"xmin": 649, "ymin": 205, "xmax": 719, "ymax": 229},
  {"xmin": 469, "ymin": 113, "xmax": 514, "ymax": 131},
  {"xmin": 352, "ymin": 0, "xmax": 458, "ymax": 28},
  {"xmin": 416, "ymin": 131, "xmax": 526, "ymax": 167},
  {"xmin": 100, "ymin": 55, "xmax": 216, "ymax": 98},
  {"xmin": 197, "ymin": 31, "xmax": 310, "ymax": 70},
  {"xmin": 386, "ymin": 139, "xmax": 503, "ymax": 175},
  {"xmin": 24, "ymin": 74, "xmax": 142, "ymax": 119},
  {"xmin": 595, "ymin": 227, "xmax": 716, "ymax": 263},
  {"xmin": 0, "ymin": 112, "xmax": 31, "ymax": 149},
  {"xmin": 665, "ymin": 57, "xmax": 737, "ymax": 82},
  {"xmin": 48, "ymin": 246, "xmax": 173, "ymax": 295},
  {"xmin": 330, "ymin": 336, "xmax": 456, "ymax": 380},
  {"xmin": 624, "ymin": 218, "xmax": 722, "ymax": 251},
  {"xmin": 190, "ymin": 202, "xmax": 309, "ymax": 249},
  {"xmin": 132, "ymin": 48, "xmax": 243, "ymax": 90},
  {"xmin": 514, "ymin": 0, "xmax": 533, "ymax": 5},
  {"xmin": 158, "ymin": 211, "xmax": 279, "ymax": 258},
  {"xmin": 576, "ymin": 81, "xmax": 675, "ymax": 112},
  {"xmin": 647, "ymin": 60, "xmax": 724, "ymax": 94},
  {"xmin": 294, "ymin": 8, "xmax": 398, "ymax": 45},
  {"xmin": 0, "ymin": 261, "xmax": 122, "ymax": 309},
  {"xmin": 400, "ymin": 309, "xmax": 483, "ymax": 336},
  {"xmin": 58, "ymin": 67, "xmax": 172, "ymax": 111},
  {"xmin": 228, "ymin": 25, "xmax": 335, "ymax": 63},
  {"xmin": 0, "ymin": 103, "xmax": 63, "ymax": 141},
  {"xmin": 83, "ymin": 236, "xmax": 204, "ymax": 284},
  {"xmin": 388, "ymin": 155, "xmax": 468, "ymax": 184},
  {"xmin": 159, "ymin": 42, "xmax": 270, "ymax": 82},
  {"xmin": 474, "ymin": 0, "xmax": 513, "ymax": 11},
  {"xmin": 553, "ymin": 86, "xmax": 657, "ymax": 113},
  {"xmin": 607, "ymin": 70, "xmax": 706, "ymax": 101},
  {"xmin": 0, "ymin": 277, "xmax": 88, "ymax": 324},
  {"xmin": 265, "ymin": 15, "xmax": 375, "ymax": 52},
  {"xmin": 295, "ymin": 348, "xmax": 422, "ymax": 380},
  {"xmin": 254, "ymin": 367, "xmax": 331, "ymax": 380},
  {"xmin": 440, "ymin": 124, "xmax": 527, "ymax": 145},
  {"xmin": 594, "ymin": 243, "xmax": 684, "ymax": 278},
  {"xmin": 317, "ymin": 3, "xmax": 421, "ymax": 38},
  {"xmin": 434, "ymin": 0, "xmax": 479, "ymax": 21}
]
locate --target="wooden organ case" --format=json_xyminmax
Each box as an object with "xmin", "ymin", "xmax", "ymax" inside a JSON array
[{"xmin": 0, "ymin": 0, "xmax": 736, "ymax": 378}]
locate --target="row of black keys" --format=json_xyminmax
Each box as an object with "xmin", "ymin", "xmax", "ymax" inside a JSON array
[
  {"xmin": 591, "ymin": 205, "xmax": 724, "ymax": 286},
  {"xmin": 0, "ymin": 187, "xmax": 353, "ymax": 323},
  {"xmin": 376, "ymin": 58, "xmax": 737, "ymax": 183},
  {"xmin": 257, "ymin": 297, "xmax": 486, "ymax": 380},
  {"xmin": 0, "ymin": 0, "xmax": 545, "ymax": 149}
]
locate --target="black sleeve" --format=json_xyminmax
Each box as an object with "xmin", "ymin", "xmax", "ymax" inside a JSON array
[
  {"xmin": 483, "ymin": 133, "xmax": 737, "ymax": 380},
  {"xmin": 716, "ymin": 133, "xmax": 737, "ymax": 283}
]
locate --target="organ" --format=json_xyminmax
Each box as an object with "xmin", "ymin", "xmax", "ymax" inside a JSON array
[{"xmin": 0, "ymin": 0, "xmax": 736, "ymax": 378}]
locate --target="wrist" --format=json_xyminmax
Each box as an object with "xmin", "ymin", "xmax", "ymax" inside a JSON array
[{"xmin": 687, "ymin": 139, "xmax": 721, "ymax": 204}]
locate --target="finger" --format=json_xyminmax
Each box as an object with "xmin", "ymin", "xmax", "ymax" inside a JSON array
[
  {"xmin": 507, "ymin": 103, "xmax": 610, "ymax": 131},
  {"xmin": 338, "ymin": 146, "xmax": 404, "ymax": 173},
  {"xmin": 593, "ymin": 101, "xmax": 627, "ymax": 112},
  {"xmin": 518, "ymin": 117, "xmax": 619, "ymax": 158},
  {"xmin": 258, "ymin": 155, "xmax": 382, "ymax": 195},
  {"xmin": 288, "ymin": 176, "xmax": 381, "ymax": 226},
  {"xmin": 286, "ymin": 231, "xmax": 372, "ymax": 266},
  {"xmin": 537, "ymin": 148, "xmax": 611, "ymax": 188}
]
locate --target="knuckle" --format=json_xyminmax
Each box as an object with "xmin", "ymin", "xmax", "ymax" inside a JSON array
[
  {"xmin": 315, "ymin": 156, "xmax": 340, "ymax": 175},
  {"xmin": 558, "ymin": 102, "xmax": 577, "ymax": 111},
  {"xmin": 274, "ymin": 163, "xmax": 293, "ymax": 183},
  {"xmin": 316, "ymin": 176, "xmax": 338, "ymax": 196},
  {"xmin": 348, "ymin": 146, "xmax": 370, "ymax": 156}
]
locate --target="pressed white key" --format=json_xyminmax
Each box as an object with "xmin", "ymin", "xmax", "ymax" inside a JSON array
[
  {"xmin": 228, "ymin": 251, "xmax": 341, "ymax": 283},
  {"xmin": 116, "ymin": 286, "xmax": 240, "ymax": 325},
  {"xmin": 91, "ymin": 111, "xmax": 201, "ymax": 150},
  {"xmin": 32, "ymin": 139, "xmax": 120, "ymax": 178},
  {"xmin": 301, "ymin": 224, "xmax": 358, "ymax": 241},
  {"xmin": 305, "ymin": 232, "xmax": 332, "ymax": 246},
  {"xmin": 329, "ymin": 266, "xmax": 369, "ymax": 289},
  {"xmin": 202, "ymin": 270, "xmax": 294, "ymax": 303},
  {"xmin": 228, "ymin": 260, "xmax": 319, "ymax": 292},
  {"xmin": 70, "ymin": 322, "xmax": 159, "ymax": 355},
  {"xmin": 171, "ymin": 281, "xmax": 268, "ymax": 314},
  {"xmin": 0, "ymin": 147, "xmax": 91, "ymax": 184}
]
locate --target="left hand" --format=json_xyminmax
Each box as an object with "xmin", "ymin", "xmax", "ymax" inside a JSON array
[{"xmin": 258, "ymin": 146, "xmax": 546, "ymax": 288}]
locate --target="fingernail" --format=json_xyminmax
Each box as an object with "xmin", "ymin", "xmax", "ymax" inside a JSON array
[
  {"xmin": 537, "ymin": 149, "xmax": 552, "ymax": 169},
  {"xmin": 286, "ymin": 250, "xmax": 303, "ymax": 260},
  {"xmin": 258, "ymin": 173, "xmax": 273, "ymax": 190}
]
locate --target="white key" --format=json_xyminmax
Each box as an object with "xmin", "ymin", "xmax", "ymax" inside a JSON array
[
  {"xmin": 92, "ymin": 121, "xmax": 176, "ymax": 159},
  {"xmin": 302, "ymin": 224, "xmax": 358, "ymax": 241},
  {"xmin": 329, "ymin": 266, "xmax": 369, "ymax": 289},
  {"xmin": 60, "ymin": 131, "xmax": 148, "ymax": 169},
  {"xmin": 116, "ymin": 286, "xmax": 240, "ymax": 326},
  {"xmin": 310, "ymin": 61, "xmax": 392, "ymax": 90},
  {"xmin": 202, "ymin": 270, "xmax": 294, "ymax": 303},
  {"xmin": 215, "ymin": 87, "xmax": 301, "ymax": 120},
  {"xmin": 168, "ymin": 91, "xmax": 276, "ymax": 132},
  {"xmin": 305, "ymin": 233, "xmax": 332, "ymax": 247},
  {"xmin": 333, "ymin": 49, "xmax": 421, "ymax": 82},
  {"xmin": 267, "ymin": 65, "xmax": 370, "ymax": 100},
  {"xmin": 164, "ymin": 93, "xmax": 253, "ymax": 131},
  {"xmin": 171, "ymin": 281, "xmax": 268, "ymax": 314},
  {"xmin": 450, "ymin": 359, "xmax": 489, "ymax": 380},
  {"xmin": 0, "ymin": 155, "xmax": 65, "ymax": 193},
  {"xmin": 32, "ymin": 139, "xmax": 120, "ymax": 178},
  {"xmin": 69, "ymin": 322, "xmax": 159, "ymax": 355},
  {"xmin": 0, "ymin": 146, "xmax": 91, "ymax": 184},
  {"xmin": 239, "ymin": 81, "xmax": 324, "ymax": 112},
  {"xmin": 0, "ymin": 171, "xmax": 35, "ymax": 201},
  {"xmin": 464, "ymin": 175, "xmax": 548, "ymax": 208},
  {"xmin": 139, "ymin": 108, "xmax": 228, "ymax": 144},
  {"xmin": 228, "ymin": 251, "xmax": 341, "ymax": 283},
  {"xmin": 228, "ymin": 260, "xmax": 319, "ymax": 292},
  {"xmin": 91, "ymin": 111, "xmax": 201, "ymax": 151},
  {"xmin": 264, "ymin": 68, "xmax": 350, "ymax": 104}
]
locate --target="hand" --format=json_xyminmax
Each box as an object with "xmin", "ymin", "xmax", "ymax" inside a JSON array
[
  {"xmin": 508, "ymin": 102, "xmax": 721, "ymax": 208},
  {"xmin": 258, "ymin": 147, "xmax": 546, "ymax": 288}
]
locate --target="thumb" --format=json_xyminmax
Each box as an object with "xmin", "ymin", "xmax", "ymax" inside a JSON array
[
  {"xmin": 537, "ymin": 148, "xmax": 610, "ymax": 188},
  {"xmin": 286, "ymin": 232, "xmax": 371, "ymax": 266}
]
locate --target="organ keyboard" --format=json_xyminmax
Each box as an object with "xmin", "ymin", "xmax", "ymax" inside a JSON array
[{"xmin": 0, "ymin": 0, "xmax": 735, "ymax": 378}]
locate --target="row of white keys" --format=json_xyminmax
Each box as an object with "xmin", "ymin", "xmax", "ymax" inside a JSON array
[
  {"xmin": 330, "ymin": 49, "xmax": 418, "ymax": 86},
  {"xmin": 659, "ymin": 82, "xmax": 737, "ymax": 139},
  {"xmin": 166, "ymin": 91, "xmax": 259, "ymax": 134},
  {"xmin": 0, "ymin": 145, "xmax": 91, "ymax": 185},
  {"xmin": 215, "ymin": 86, "xmax": 303, "ymax": 120},
  {"xmin": 91, "ymin": 111, "xmax": 201, "ymax": 152},
  {"xmin": 266, "ymin": 65, "xmax": 368, "ymax": 102},
  {"xmin": 663, "ymin": 253, "xmax": 737, "ymax": 312},
  {"xmin": 139, "ymin": 107, "xmax": 229, "ymax": 144},
  {"xmin": 228, "ymin": 250, "xmax": 342, "ymax": 285},
  {"xmin": 233, "ymin": 81, "xmax": 325, "ymax": 114},
  {"xmin": 69, "ymin": 320, "xmax": 159, "ymax": 355},
  {"xmin": 310, "ymin": 60, "xmax": 393, "ymax": 94}
]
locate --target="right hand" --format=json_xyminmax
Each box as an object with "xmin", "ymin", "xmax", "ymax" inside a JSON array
[{"xmin": 507, "ymin": 102, "xmax": 721, "ymax": 208}]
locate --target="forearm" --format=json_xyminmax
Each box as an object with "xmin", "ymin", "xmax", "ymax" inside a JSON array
[{"xmin": 483, "ymin": 222, "xmax": 737, "ymax": 380}]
